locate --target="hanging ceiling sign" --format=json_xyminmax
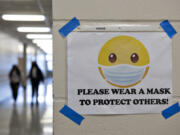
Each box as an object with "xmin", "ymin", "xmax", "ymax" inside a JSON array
[{"xmin": 67, "ymin": 31, "xmax": 172, "ymax": 114}]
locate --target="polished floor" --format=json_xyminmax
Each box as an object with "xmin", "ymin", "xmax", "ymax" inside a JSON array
[{"xmin": 0, "ymin": 79, "xmax": 53, "ymax": 135}]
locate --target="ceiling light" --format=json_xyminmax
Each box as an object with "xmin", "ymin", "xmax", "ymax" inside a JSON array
[
  {"xmin": 26, "ymin": 34, "xmax": 52, "ymax": 39},
  {"xmin": 17, "ymin": 27, "xmax": 50, "ymax": 33},
  {"xmin": 2, "ymin": 14, "xmax": 45, "ymax": 21}
]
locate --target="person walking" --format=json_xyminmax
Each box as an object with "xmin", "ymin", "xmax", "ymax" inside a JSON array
[
  {"xmin": 9, "ymin": 65, "xmax": 21, "ymax": 102},
  {"xmin": 28, "ymin": 62, "xmax": 44, "ymax": 105}
]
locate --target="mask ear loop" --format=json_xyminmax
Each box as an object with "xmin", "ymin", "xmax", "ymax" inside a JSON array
[{"xmin": 142, "ymin": 66, "xmax": 150, "ymax": 79}]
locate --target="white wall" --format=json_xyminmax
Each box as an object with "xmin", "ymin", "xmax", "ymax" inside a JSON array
[
  {"xmin": 53, "ymin": 0, "xmax": 180, "ymax": 135},
  {"xmin": 0, "ymin": 31, "xmax": 23, "ymax": 100}
]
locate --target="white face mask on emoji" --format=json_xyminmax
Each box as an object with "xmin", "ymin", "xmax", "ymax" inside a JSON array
[{"xmin": 100, "ymin": 64, "xmax": 148, "ymax": 86}]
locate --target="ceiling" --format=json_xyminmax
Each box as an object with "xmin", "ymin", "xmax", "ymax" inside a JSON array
[{"xmin": 0, "ymin": 0, "xmax": 52, "ymax": 51}]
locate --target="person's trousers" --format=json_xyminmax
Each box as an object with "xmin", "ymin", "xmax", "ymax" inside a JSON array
[
  {"xmin": 31, "ymin": 80, "xmax": 40, "ymax": 100},
  {"xmin": 10, "ymin": 83, "xmax": 20, "ymax": 101}
]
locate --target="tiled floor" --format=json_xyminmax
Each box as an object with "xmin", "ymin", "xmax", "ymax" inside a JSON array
[{"xmin": 0, "ymin": 79, "xmax": 53, "ymax": 135}]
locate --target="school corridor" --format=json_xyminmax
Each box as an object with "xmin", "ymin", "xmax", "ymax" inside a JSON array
[{"xmin": 0, "ymin": 79, "xmax": 53, "ymax": 135}]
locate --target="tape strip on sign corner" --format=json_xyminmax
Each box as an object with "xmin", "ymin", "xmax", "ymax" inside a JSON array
[
  {"xmin": 59, "ymin": 17, "xmax": 80, "ymax": 37},
  {"xmin": 161, "ymin": 102, "xmax": 180, "ymax": 119},
  {"xmin": 59, "ymin": 105, "xmax": 84, "ymax": 125},
  {"xmin": 160, "ymin": 20, "xmax": 177, "ymax": 39}
]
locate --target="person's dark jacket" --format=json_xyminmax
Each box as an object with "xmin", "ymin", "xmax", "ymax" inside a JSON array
[
  {"xmin": 29, "ymin": 63, "xmax": 44, "ymax": 83},
  {"xmin": 9, "ymin": 66, "xmax": 21, "ymax": 83}
]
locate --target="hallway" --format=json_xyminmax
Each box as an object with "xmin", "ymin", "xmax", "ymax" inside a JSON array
[{"xmin": 0, "ymin": 79, "xmax": 53, "ymax": 135}]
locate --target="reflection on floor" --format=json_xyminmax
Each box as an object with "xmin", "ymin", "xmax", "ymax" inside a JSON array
[{"xmin": 0, "ymin": 79, "xmax": 53, "ymax": 135}]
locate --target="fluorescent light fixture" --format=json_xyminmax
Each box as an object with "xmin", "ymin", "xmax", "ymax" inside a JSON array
[
  {"xmin": 26, "ymin": 34, "xmax": 52, "ymax": 39},
  {"xmin": 17, "ymin": 27, "xmax": 50, "ymax": 32},
  {"xmin": 2, "ymin": 14, "xmax": 45, "ymax": 21}
]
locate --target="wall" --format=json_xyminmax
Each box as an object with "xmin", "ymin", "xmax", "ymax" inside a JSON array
[
  {"xmin": 0, "ymin": 31, "xmax": 23, "ymax": 101},
  {"xmin": 53, "ymin": 0, "xmax": 180, "ymax": 135}
]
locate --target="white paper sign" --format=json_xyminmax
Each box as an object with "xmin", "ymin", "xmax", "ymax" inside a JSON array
[{"xmin": 67, "ymin": 32, "xmax": 172, "ymax": 114}]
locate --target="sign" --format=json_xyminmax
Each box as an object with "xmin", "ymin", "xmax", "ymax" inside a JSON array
[{"xmin": 67, "ymin": 32, "xmax": 172, "ymax": 114}]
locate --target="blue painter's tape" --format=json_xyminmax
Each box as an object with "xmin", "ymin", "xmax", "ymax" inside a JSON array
[
  {"xmin": 59, "ymin": 17, "xmax": 80, "ymax": 37},
  {"xmin": 162, "ymin": 102, "xmax": 180, "ymax": 119},
  {"xmin": 160, "ymin": 20, "xmax": 177, "ymax": 39},
  {"xmin": 59, "ymin": 105, "xmax": 84, "ymax": 125}
]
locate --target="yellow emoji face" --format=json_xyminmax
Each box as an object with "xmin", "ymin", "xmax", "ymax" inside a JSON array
[{"xmin": 98, "ymin": 36, "xmax": 150, "ymax": 88}]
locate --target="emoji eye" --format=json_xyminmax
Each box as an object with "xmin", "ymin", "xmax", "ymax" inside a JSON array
[
  {"xmin": 109, "ymin": 53, "xmax": 117, "ymax": 63},
  {"xmin": 131, "ymin": 53, "xmax": 139, "ymax": 63}
]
